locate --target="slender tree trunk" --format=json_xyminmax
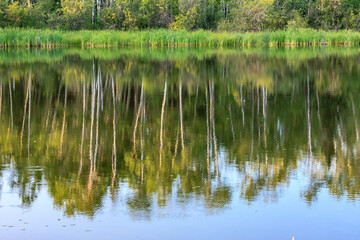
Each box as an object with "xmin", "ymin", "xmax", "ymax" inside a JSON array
[
  {"xmin": 8, "ymin": 80, "xmax": 13, "ymax": 133},
  {"xmin": 209, "ymin": 81, "xmax": 218, "ymax": 176},
  {"xmin": 59, "ymin": 86, "xmax": 67, "ymax": 156},
  {"xmin": 111, "ymin": 75, "xmax": 117, "ymax": 188},
  {"xmin": 179, "ymin": 81, "xmax": 185, "ymax": 150},
  {"xmin": 89, "ymin": 71, "xmax": 96, "ymax": 171},
  {"xmin": 28, "ymin": 74, "xmax": 31, "ymax": 161},
  {"xmin": 193, "ymin": 83, "xmax": 198, "ymax": 122},
  {"xmin": 206, "ymin": 86, "xmax": 210, "ymax": 176},
  {"xmin": 262, "ymin": 87, "xmax": 268, "ymax": 166},
  {"xmin": 0, "ymin": 83, "xmax": 2, "ymax": 123},
  {"xmin": 20, "ymin": 73, "xmax": 31, "ymax": 156},
  {"xmin": 350, "ymin": 94, "xmax": 359, "ymax": 142},
  {"xmin": 97, "ymin": 0, "xmax": 101, "ymax": 17},
  {"xmin": 159, "ymin": 81, "xmax": 167, "ymax": 167},
  {"xmin": 92, "ymin": 0, "xmax": 96, "ymax": 25},
  {"xmin": 241, "ymin": 86, "xmax": 245, "ymax": 126},
  {"xmin": 94, "ymin": 68, "xmax": 100, "ymax": 169},
  {"xmin": 51, "ymin": 80, "xmax": 62, "ymax": 134},
  {"xmin": 78, "ymin": 77, "xmax": 86, "ymax": 180},
  {"xmin": 229, "ymin": 103, "xmax": 235, "ymax": 141},
  {"xmin": 133, "ymin": 81, "xmax": 144, "ymax": 154},
  {"xmin": 307, "ymin": 75, "xmax": 312, "ymax": 167}
]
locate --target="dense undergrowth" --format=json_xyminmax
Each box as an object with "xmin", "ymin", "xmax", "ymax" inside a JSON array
[{"xmin": 1, "ymin": 29, "xmax": 360, "ymax": 47}]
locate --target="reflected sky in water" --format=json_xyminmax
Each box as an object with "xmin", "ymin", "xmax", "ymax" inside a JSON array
[{"xmin": 0, "ymin": 47, "xmax": 360, "ymax": 240}]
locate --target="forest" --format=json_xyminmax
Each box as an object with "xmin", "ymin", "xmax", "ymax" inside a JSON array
[{"xmin": 0, "ymin": 0, "xmax": 359, "ymax": 31}]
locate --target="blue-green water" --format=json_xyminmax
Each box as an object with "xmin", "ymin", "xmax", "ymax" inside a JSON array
[{"xmin": 0, "ymin": 47, "xmax": 360, "ymax": 240}]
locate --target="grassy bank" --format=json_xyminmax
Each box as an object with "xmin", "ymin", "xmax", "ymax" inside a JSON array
[
  {"xmin": 1, "ymin": 29, "xmax": 360, "ymax": 47},
  {"xmin": 1, "ymin": 47, "xmax": 360, "ymax": 65}
]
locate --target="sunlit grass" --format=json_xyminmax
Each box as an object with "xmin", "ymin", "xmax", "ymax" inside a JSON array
[{"xmin": 0, "ymin": 28, "xmax": 360, "ymax": 47}]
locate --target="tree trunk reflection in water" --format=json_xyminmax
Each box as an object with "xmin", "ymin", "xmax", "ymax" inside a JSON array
[
  {"xmin": 350, "ymin": 94, "xmax": 359, "ymax": 143},
  {"xmin": 160, "ymin": 81, "xmax": 167, "ymax": 167},
  {"xmin": 206, "ymin": 86, "xmax": 210, "ymax": 176},
  {"xmin": 94, "ymin": 67, "xmax": 101, "ymax": 168},
  {"xmin": 179, "ymin": 81, "xmax": 185, "ymax": 151},
  {"xmin": 0, "ymin": 83, "xmax": 2, "ymax": 123},
  {"xmin": 241, "ymin": 86, "xmax": 245, "ymax": 127},
  {"xmin": 133, "ymin": 81, "xmax": 144, "ymax": 156},
  {"xmin": 140, "ymin": 90, "xmax": 145, "ymax": 162},
  {"xmin": 193, "ymin": 83, "xmax": 198, "ymax": 122},
  {"xmin": 51, "ymin": 79, "xmax": 62, "ymax": 135},
  {"xmin": 89, "ymin": 66, "xmax": 96, "ymax": 173},
  {"xmin": 20, "ymin": 73, "xmax": 30, "ymax": 156},
  {"xmin": 8, "ymin": 80, "xmax": 13, "ymax": 133},
  {"xmin": 262, "ymin": 87, "xmax": 268, "ymax": 166},
  {"xmin": 78, "ymin": 76, "xmax": 86, "ymax": 181},
  {"xmin": 172, "ymin": 126, "xmax": 179, "ymax": 170},
  {"xmin": 111, "ymin": 75, "xmax": 117, "ymax": 189},
  {"xmin": 229, "ymin": 103, "xmax": 235, "ymax": 142},
  {"xmin": 209, "ymin": 81, "xmax": 219, "ymax": 176},
  {"xmin": 28, "ymin": 73, "xmax": 31, "ymax": 162},
  {"xmin": 307, "ymin": 75, "xmax": 313, "ymax": 169},
  {"xmin": 59, "ymin": 86, "xmax": 67, "ymax": 157},
  {"xmin": 88, "ymin": 66, "xmax": 97, "ymax": 192}
]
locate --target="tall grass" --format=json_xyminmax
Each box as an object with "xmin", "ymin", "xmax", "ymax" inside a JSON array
[
  {"xmin": 1, "ymin": 28, "xmax": 360, "ymax": 48},
  {"xmin": 1, "ymin": 46, "xmax": 359, "ymax": 65}
]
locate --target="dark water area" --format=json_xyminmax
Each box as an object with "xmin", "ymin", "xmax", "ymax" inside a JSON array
[{"xmin": 0, "ymin": 47, "xmax": 360, "ymax": 240}]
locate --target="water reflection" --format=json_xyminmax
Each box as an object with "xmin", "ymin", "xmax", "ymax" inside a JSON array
[{"xmin": 0, "ymin": 47, "xmax": 360, "ymax": 219}]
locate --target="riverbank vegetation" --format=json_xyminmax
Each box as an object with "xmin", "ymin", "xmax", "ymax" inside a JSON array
[
  {"xmin": 1, "ymin": 29, "xmax": 360, "ymax": 47},
  {"xmin": 0, "ymin": 0, "xmax": 359, "ymax": 31}
]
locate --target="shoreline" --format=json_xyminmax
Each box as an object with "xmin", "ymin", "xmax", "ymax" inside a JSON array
[{"xmin": 1, "ymin": 29, "xmax": 360, "ymax": 48}]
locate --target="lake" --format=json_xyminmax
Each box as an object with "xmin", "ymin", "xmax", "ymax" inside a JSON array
[{"xmin": 0, "ymin": 47, "xmax": 360, "ymax": 240}]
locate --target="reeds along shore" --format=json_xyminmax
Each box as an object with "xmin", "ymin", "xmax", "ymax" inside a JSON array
[{"xmin": 1, "ymin": 29, "xmax": 360, "ymax": 48}]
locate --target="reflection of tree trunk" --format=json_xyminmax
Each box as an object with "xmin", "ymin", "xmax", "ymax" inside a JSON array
[
  {"xmin": 111, "ymin": 75, "xmax": 117, "ymax": 189},
  {"xmin": 206, "ymin": 87, "xmax": 210, "ymax": 176},
  {"xmin": 251, "ymin": 84, "xmax": 254, "ymax": 161},
  {"xmin": 59, "ymin": 86, "xmax": 67, "ymax": 157},
  {"xmin": 125, "ymin": 82, "xmax": 131, "ymax": 117},
  {"xmin": 316, "ymin": 91, "xmax": 322, "ymax": 130},
  {"xmin": 133, "ymin": 81, "xmax": 144, "ymax": 155},
  {"xmin": 89, "ymin": 75, "xmax": 96, "ymax": 172},
  {"xmin": 172, "ymin": 126, "xmax": 179, "ymax": 169},
  {"xmin": 8, "ymin": 80, "xmax": 13, "ymax": 133},
  {"xmin": 28, "ymin": 75, "xmax": 31, "ymax": 161},
  {"xmin": 193, "ymin": 83, "xmax": 198, "ymax": 122},
  {"xmin": 262, "ymin": 87, "xmax": 267, "ymax": 166},
  {"xmin": 0, "ymin": 83, "xmax": 2, "ymax": 123},
  {"xmin": 179, "ymin": 82, "xmax": 185, "ymax": 151},
  {"xmin": 20, "ymin": 76, "xmax": 30, "ymax": 155},
  {"xmin": 94, "ymin": 68, "xmax": 101, "ymax": 169},
  {"xmin": 307, "ymin": 75, "xmax": 312, "ymax": 168},
  {"xmin": 140, "ymin": 94, "xmax": 145, "ymax": 161},
  {"xmin": 229, "ymin": 103, "xmax": 235, "ymax": 141},
  {"xmin": 78, "ymin": 77, "xmax": 86, "ymax": 181},
  {"xmin": 51, "ymin": 80, "xmax": 62, "ymax": 135},
  {"xmin": 160, "ymin": 81, "xmax": 167, "ymax": 167},
  {"xmin": 210, "ymin": 81, "xmax": 219, "ymax": 176},
  {"xmin": 350, "ymin": 94, "xmax": 359, "ymax": 143},
  {"xmin": 240, "ymin": 86, "xmax": 245, "ymax": 126},
  {"xmin": 257, "ymin": 87, "xmax": 260, "ymax": 145}
]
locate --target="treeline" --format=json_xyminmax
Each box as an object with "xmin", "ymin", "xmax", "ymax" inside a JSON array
[{"xmin": 0, "ymin": 0, "xmax": 359, "ymax": 31}]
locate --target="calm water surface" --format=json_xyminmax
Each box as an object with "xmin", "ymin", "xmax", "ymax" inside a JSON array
[{"xmin": 0, "ymin": 47, "xmax": 360, "ymax": 240}]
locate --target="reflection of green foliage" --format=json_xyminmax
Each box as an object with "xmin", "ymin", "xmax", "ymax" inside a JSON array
[{"xmin": 0, "ymin": 48, "xmax": 360, "ymax": 217}]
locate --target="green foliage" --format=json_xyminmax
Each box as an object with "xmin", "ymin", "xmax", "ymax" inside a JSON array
[
  {"xmin": 287, "ymin": 11, "xmax": 308, "ymax": 29},
  {"xmin": 1, "ymin": 29, "xmax": 360, "ymax": 48},
  {"xmin": 0, "ymin": 0, "xmax": 359, "ymax": 31},
  {"xmin": 170, "ymin": 4, "xmax": 199, "ymax": 31}
]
